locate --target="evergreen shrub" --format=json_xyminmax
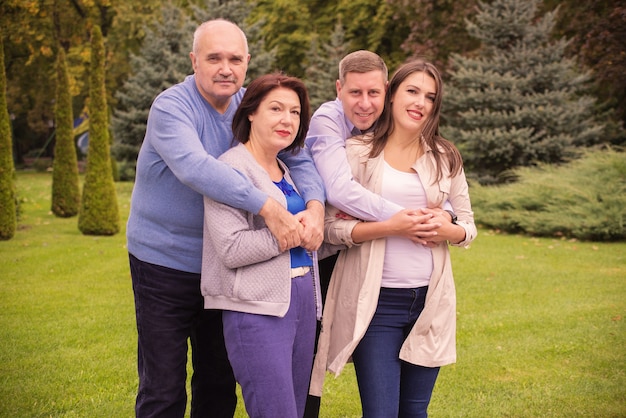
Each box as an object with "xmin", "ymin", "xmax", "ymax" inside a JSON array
[
  {"xmin": 470, "ymin": 148, "xmax": 626, "ymax": 241},
  {"xmin": 51, "ymin": 48, "xmax": 81, "ymax": 217},
  {"xmin": 0, "ymin": 34, "xmax": 16, "ymax": 240},
  {"xmin": 78, "ymin": 25, "xmax": 119, "ymax": 236}
]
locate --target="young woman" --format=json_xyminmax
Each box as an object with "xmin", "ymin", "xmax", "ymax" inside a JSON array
[
  {"xmin": 201, "ymin": 73, "xmax": 324, "ymax": 418},
  {"xmin": 310, "ymin": 59, "xmax": 477, "ymax": 417}
]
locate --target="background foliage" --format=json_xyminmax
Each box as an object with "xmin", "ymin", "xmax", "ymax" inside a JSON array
[
  {"xmin": 111, "ymin": 3, "xmax": 195, "ymax": 181},
  {"xmin": 2, "ymin": 0, "xmax": 624, "ymax": 166},
  {"xmin": 470, "ymin": 148, "xmax": 626, "ymax": 240},
  {"xmin": 443, "ymin": 0, "xmax": 605, "ymax": 184}
]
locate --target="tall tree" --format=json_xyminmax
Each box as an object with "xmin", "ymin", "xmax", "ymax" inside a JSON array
[
  {"xmin": 2, "ymin": 0, "xmax": 59, "ymax": 163},
  {"xmin": 248, "ymin": 0, "xmax": 408, "ymax": 75},
  {"xmin": 103, "ymin": 0, "xmax": 164, "ymax": 109},
  {"xmin": 305, "ymin": 21, "xmax": 348, "ymax": 112},
  {"xmin": 443, "ymin": 0, "xmax": 605, "ymax": 184},
  {"xmin": 303, "ymin": 0, "xmax": 400, "ymax": 64},
  {"xmin": 249, "ymin": 0, "xmax": 312, "ymax": 77},
  {"xmin": 335, "ymin": 0, "xmax": 408, "ymax": 68},
  {"xmin": 1, "ymin": 0, "xmax": 163, "ymax": 164},
  {"xmin": 544, "ymin": 0, "xmax": 626, "ymax": 136},
  {"xmin": 78, "ymin": 25, "xmax": 119, "ymax": 235},
  {"xmin": 51, "ymin": 47, "xmax": 80, "ymax": 217},
  {"xmin": 0, "ymin": 34, "xmax": 17, "ymax": 240},
  {"xmin": 2, "ymin": 0, "xmax": 86, "ymax": 161},
  {"xmin": 111, "ymin": 3, "xmax": 195, "ymax": 180},
  {"xmin": 387, "ymin": 0, "xmax": 479, "ymax": 72}
]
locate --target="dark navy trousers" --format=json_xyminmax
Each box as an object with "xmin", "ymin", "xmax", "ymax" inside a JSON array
[{"xmin": 129, "ymin": 253, "xmax": 236, "ymax": 418}]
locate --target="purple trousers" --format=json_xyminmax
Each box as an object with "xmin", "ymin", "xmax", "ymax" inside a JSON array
[{"xmin": 222, "ymin": 272, "xmax": 316, "ymax": 418}]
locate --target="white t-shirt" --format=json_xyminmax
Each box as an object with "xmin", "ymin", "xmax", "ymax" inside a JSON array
[{"xmin": 380, "ymin": 161, "xmax": 433, "ymax": 288}]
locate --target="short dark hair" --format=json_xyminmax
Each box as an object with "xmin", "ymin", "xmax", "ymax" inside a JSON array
[
  {"xmin": 338, "ymin": 50, "xmax": 388, "ymax": 85},
  {"xmin": 232, "ymin": 73, "xmax": 311, "ymax": 153}
]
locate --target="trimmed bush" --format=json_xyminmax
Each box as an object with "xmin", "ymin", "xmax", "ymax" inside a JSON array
[
  {"xmin": 78, "ymin": 25, "xmax": 119, "ymax": 235},
  {"xmin": 470, "ymin": 148, "xmax": 626, "ymax": 241},
  {"xmin": 0, "ymin": 34, "xmax": 16, "ymax": 240},
  {"xmin": 51, "ymin": 47, "xmax": 80, "ymax": 217}
]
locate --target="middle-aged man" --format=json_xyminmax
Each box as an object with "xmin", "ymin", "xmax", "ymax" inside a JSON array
[
  {"xmin": 306, "ymin": 50, "xmax": 451, "ymax": 230},
  {"xmin": 303, "ymin": 50, "xmax": 454, "ymax": 418},
  {"xmin": 126, "ymin": 19, "xmax": 325, "ymax": 418}
]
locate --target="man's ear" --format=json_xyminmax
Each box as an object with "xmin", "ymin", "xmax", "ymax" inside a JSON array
[
  {"xmin": 335, "ymin": 79, "xmax": 342, "ymax": 97},
  {"xmin": 189, "ymin": 52, "xmax": 197, "ymax": 73}
]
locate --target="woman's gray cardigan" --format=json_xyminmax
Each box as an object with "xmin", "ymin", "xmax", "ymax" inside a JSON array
[{"xmin": 201, "ymin": 143, "xmax": 323, "ymax": 318}]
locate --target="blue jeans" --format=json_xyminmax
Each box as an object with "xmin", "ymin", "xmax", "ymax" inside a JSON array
[
  {"xmin": 222, "ymin": 272, "xmax": 316, "ymax": 418},
  {"xmin": 352, "ymin": 286, "xmax": 440, "ymax": 418},
  {"xmin": 129, "ymin": 254, "xmax": 236, "ymax": 418}
]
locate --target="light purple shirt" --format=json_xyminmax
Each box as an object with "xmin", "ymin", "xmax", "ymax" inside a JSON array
[{"xmin": 305, "ymin": 98, "xmax": 403, "ymax": 221}]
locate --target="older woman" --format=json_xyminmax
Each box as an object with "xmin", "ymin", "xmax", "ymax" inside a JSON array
[
  {"xmin": 201, "ymin": 73, "xmax": 323, "ymax": 418},
  {"xmin": 311, "ymin": 59, "xmax": 477, "ymax": 417}
]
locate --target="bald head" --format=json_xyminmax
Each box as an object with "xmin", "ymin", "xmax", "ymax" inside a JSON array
[{"xmin": 192, "ymin": 19, "xmax": 249, "ymax": 56}]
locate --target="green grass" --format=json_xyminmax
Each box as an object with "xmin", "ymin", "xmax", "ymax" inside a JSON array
[{"xmin": 1, "ymin": 172, "xmax": 625, "ymax": 417}]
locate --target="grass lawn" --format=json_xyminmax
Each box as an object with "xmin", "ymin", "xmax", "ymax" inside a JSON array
[{"xmin": 1, "ymin": 171, "xmax": 625, "ymax": 417}]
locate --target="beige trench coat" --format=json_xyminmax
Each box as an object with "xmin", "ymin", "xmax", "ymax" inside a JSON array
[{"xmin": 310, "ymin": 137, "xmax": 477, "ymax": 396}]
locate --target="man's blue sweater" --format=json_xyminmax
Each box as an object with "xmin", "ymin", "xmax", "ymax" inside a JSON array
[{"xmin": 127, "ymin": 75, "xmax": 324, "ymax": 273}]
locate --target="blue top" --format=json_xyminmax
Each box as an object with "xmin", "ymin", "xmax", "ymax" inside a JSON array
[
  {"xmin": 273, "ymin": 177, "xmax": 313, "ymax": 268},
  {"xmin": 127, "ymin": 75, "xmax": 325, "ymax": 273}
]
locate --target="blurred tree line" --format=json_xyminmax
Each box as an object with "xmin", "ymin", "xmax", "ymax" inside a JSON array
[{"xmin": 1, "ymin": 0, "xmax": 624, "ymax": 177}]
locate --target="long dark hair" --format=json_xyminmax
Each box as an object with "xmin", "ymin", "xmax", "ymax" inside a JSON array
[
  {"xmin": 370, "ymin": 59, "xmax": 463, "ymax": 180},
  {"xmin": 232, "ymin": 73, "xmax": 311, "ymax": 153}
]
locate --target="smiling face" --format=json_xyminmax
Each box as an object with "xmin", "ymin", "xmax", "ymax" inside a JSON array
[
  {"xmin": 190, "ymin": 21, "xmax": 250, "ymax": 112},
  {"xmin": 248, "ymin": 87, "xmax": 302, "ymax": 155},
  {"xmin": 391, "ymin": 71, "xmax": 437, "ymax": 136},
  {"xmin": 336, "ymin": 70, "xmax": 386, "ymax": 132}
]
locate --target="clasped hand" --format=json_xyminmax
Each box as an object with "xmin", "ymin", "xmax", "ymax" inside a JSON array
[
  {"xmin": 336, "ymin": 207, "xmax": 454, "ymax": 247},
  {"xmin": 261, "ymin": 198, "xmax": 324, "ymax": 252}
]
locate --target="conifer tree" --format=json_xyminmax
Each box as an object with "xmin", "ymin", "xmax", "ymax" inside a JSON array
[
  {"xmin": 0, "ymin": 34, "xmax": 16, "ymax": 240},
  {"xmin": 112, "ymin": 1, "xmax": 276, "ymax": 181},
  {"xmin": 443, "ymin": 0, "xmax": 604, "ymax": 184},
  {"xmin": 305, "ymin": 20, "xmax": 348, "ymax": 112},
  {"xmin": 78, "ymin": 25, "xmax": 119, "ymax": 235},
  {"xmin": 111, "ymin": 4, "xmax": 195, "ymax": 180},
  {"xmin": 51, "ymin": 47, "xmax": 80, "ymax": 217}
]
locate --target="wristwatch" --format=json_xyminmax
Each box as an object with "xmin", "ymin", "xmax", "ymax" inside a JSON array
[{"xmin": 444, "ymin": 210, "xmax": 458, "ymax": 225}]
